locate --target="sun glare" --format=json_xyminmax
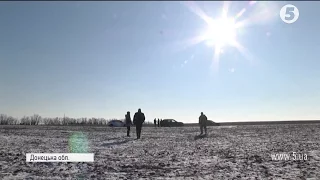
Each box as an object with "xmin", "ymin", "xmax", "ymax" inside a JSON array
[
  {"xmin": 203, "ymin": 17, "xmax": 237, "ymax": 49},
  {"xmin": 180, "ymin": 1, "xmax": 273, "ymax": 71}
]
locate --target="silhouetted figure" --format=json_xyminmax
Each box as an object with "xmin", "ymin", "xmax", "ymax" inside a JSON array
[
  {"xmin": 133, "ymin": 109, "xmax": 145, "ymax": 139},
  {"xmin": 125, "ymin": 111, "xmax": 132, "ymax": 137},
  {"xmin": 154, "ymin": 118, "xmax": 157, "ymax": 127},
  {"xmin": 199, "ymin": 112, "xmax": 208, "ymax": 135},
  {"xmin": 157, "ymin": 119, "xmax": 160, "ymax": 127}
]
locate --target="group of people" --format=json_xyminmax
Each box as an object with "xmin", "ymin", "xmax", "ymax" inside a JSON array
[
  {"xmin": 153, "ymin": 118, "xmax": 163, "ymax": 127},
  {"xmin": 124, "ymin": 108, "xmax": 209, "ymax": 139}
]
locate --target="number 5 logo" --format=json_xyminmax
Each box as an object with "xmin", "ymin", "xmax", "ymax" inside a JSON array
[{"xmin": 280, "ymin": 4, "xmax": 299, "ymax": 24}]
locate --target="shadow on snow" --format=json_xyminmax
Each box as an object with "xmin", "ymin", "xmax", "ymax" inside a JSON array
[
  {"xmin": 194, "ymin": 134, "xmax": 208, "ymax": 140},
  {"xmin": 101, "ymin": 139, "xmax": 132, "ymax": 147}
]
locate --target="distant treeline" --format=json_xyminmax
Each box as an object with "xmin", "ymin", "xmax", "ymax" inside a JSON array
[
  {"xmin": 2, "ymin": 114, "xmax": 319, "ymax": 126},
  {"xmin": 0, "ymin": 114, "xmax": 113, "ymax": 126},
  {"xmin": 0, "ymin": 114, "xmax": 156, "ymax": 126}
]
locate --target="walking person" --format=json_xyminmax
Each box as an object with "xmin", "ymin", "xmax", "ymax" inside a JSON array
[
  {"xmin": 125, "ymin": 111, "xmax": 132, "ymax": 137},
  {"xmin": 154, "ymin": 118, "xmax": 157, "ymax": 127},
  {"xmin": 199, "ymin": 112, "xmax": 208, "ymax": 136},
  {"xmin": 133, "ymin": 108, "xmax": 145, "ymax": 139}
]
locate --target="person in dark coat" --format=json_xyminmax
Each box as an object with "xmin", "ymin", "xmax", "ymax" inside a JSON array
[
  {"xmin": 133, "ymin": 108, "xmax": 145, "ymax": 139},
  {"xmin": 199, "ymin": 112, "xmax": 208, "ymax": 135},
  {"xmin": 157, "ymin": 118, "xmax": 160, "ymax": 127},
  {"xmin": 125, "ymin": 111, "xmax": 132, "ymax": 137},
  {"xmin": 154, "ymin": 118, "xmax": 157, "ymax": 127}
]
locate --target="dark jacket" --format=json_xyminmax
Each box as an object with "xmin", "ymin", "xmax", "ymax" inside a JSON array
[
  {"xmin": 199, "ymin": 114, "xmax": 207, "ymax": 125},
  {"xmin": 133, "ymin": 112, "xmax": 145, "ymax": 126},
  {"xmin": 125, "ymin": 114, "xmax": 132, "ymax": 126}
]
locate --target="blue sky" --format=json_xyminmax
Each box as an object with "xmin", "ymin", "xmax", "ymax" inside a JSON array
[{"xmin": 1, "ymin": 1, "xmax": 319, "ymax": 122}]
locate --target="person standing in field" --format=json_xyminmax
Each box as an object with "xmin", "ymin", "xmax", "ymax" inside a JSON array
[
  {"xmin": 154, "ymin": 118, "xmax": 157, "ymax": 127},
  {"xmin": 157, "ymin": 118, "xmax": 160, "ymax": 127},
  {"xmin": 199, "ymin": 112, "xmax": 208, "ymax": 135},
  {"xmin": 133, "ymin": 108, "xmax": 145, "ymax": 139},
  {"xmin": 125, "ymin": 111, "xmax": 132, "ymax": 137}
]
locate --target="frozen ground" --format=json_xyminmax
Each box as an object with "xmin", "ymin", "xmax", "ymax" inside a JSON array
[{"xmin": 1, "ymin": 124, "xmax": 320, "ymax": 179}]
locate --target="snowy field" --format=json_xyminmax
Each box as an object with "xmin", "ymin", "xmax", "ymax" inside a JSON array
[{"xmin": 1, "ymin": 124, "xmax": 320, "ymax": 179}]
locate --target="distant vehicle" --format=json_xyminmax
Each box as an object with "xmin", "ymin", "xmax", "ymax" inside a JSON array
[
  {"xmin": 107, "ymin": 120, "xmax": 125, "ymax": 127},
  {"xmin": 161, "ymin": 119, "xmax": 184, "ymax": 127},
  {"xmin": 207, "ymin": 120, "xmax": 219, "ymax": 126}
]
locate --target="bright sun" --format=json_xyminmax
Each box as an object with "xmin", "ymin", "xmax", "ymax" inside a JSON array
[
  {"xmin": 180, "ymin": 1, "xmax": 263, "ymax": 70},
  {"xmin": 203, "ymin": 17, "xmax": 237, "ymax": 49}
]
